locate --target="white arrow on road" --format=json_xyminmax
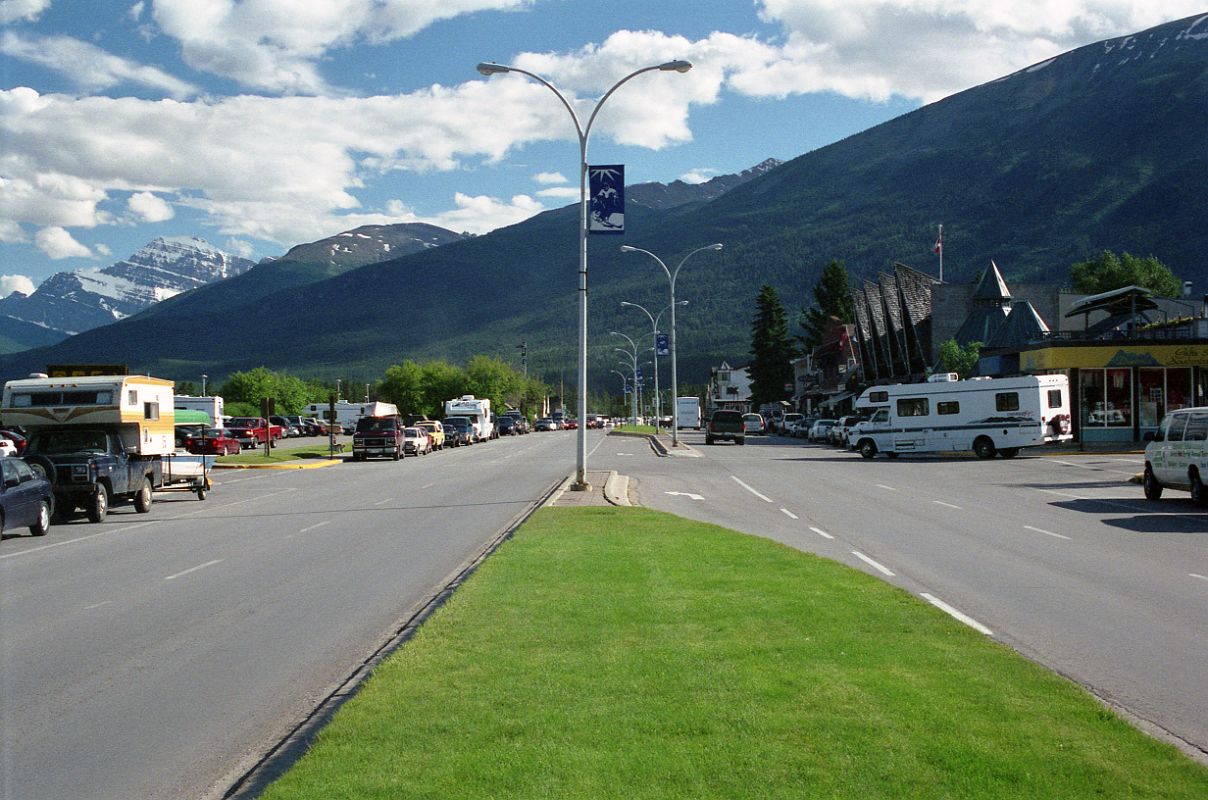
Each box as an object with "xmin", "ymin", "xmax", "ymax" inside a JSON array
[{"xmin": 665, "ymin": 491, "xmax": 705, "ymax": 501}]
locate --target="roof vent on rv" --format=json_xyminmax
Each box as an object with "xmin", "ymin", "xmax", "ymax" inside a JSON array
[
  {"xmin": 28, "ymin": 372, "xmax": 48, "ymax": 379},
  {"xmin": 927, "ymin": 372, "xmax": 959, "ymax": 382}
]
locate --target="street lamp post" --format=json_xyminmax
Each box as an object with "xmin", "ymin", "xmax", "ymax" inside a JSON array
[
  {"xmin": 201, "ymin": 374, "xmax": 207, "ymax": 397},
  {"xmin": 477, "ymin": 58, "xmax": 692, "ymax": 491},
  {"xmin": 620, "ymin": 243, "xmax": 723, "ymax": 445},
  {"xmin": 620, "ymin": 300, "xmax": 688, "ymax": 433},
  {"xmin": 611, "ymin": 331, "xmax": 640, "ymax": 426}
]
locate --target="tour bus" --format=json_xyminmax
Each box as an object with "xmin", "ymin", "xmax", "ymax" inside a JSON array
[{"xmin": 847, "ymin": 373, "xmax": 1072, "ymax": 459}]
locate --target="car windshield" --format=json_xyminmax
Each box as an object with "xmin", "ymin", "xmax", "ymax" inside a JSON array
[
  {"xmin": 404, "ymin": 428, "xmax": 421, "ymax": 437},
  {"xmin": 356, "ymin": 417, "xmax": 397, "ymax": 432},
  {"xmin": 27, "ymin": 429, "xmax": 109, "ymax": 454}
]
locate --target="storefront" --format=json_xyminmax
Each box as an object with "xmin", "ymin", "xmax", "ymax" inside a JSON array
[{"xmin": 1020, "ymin": 343, "xmax": 1208, "ymax": 442}]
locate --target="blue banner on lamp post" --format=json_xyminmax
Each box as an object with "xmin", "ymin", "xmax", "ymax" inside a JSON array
[
  {"xmin": 588, "ymin": 165, "xmax": 624, "ymax": 234},
  {"xmin": 656, "ymin": 332, "xmax": 669, "ymax": 356}
]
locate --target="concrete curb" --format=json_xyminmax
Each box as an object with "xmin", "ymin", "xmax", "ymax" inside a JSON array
[
  {"xmin": 603, "ymin": 471, "xmax": 631, "ymax": 506},
  {"xmin": 213, "ymin": 458, "xmax": 342, "ymax": 470}
]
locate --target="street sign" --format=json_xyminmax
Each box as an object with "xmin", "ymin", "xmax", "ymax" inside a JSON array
[{"xmin": 656, "ymin": 332, "xmax": 669, "ymax": 356}]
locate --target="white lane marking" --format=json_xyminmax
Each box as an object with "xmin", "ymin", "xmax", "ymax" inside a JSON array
[
  {"xmin": 664, "ymin": 491, "xmax": 705, "ymax": 501},
  {"xmin": 173, "ymin": 487, "xmax": 299, "ymax": 518},
  {"xmin": 421, "ymin": 483, "xmax": 435, "ymax": 489},
  {"xmin": 164, "ymin": 559, "xmax": 224, "ymax": 581},
  {"xmin": 810, "ymin": 526, "xmax": 835, "ymax": 540},
  {"xmin": 1036, "ymin": 488, "xmax": 1150, "ymax": 513},
  {"xmin": 933, "ymin": 500, "xmax": 962, "ymax": 510},
  {"xmin": 1024, "ymin": 525, "xmax": 1071, "ymax": 541},
  {"xmin": 297, "ymin": 520, "xmax": 331, "ymax": 534},
  {"xmin": 84, "ymin": 601, "xmax": 113, "ymax": 610},
  {"xmin": 0, "ymin": 520, "xmax": 152, "ymax": 561},
  {"xmin": 730, "ymin": 475, "xmax": 772, "ymax": 503},
  {"xmin": 921, "ymin": 593, "xmax": 994, "ymax": 636},
  {"xmin": 373, "ymin": 498, "xmax": 393, "ymax": 506},
  {"xmin": 876, "ymin": 484, "xmax": 897, "ymax": 492},
  {"xmin": 780, "ymin": 508, "xmax": 799, "ymax": 519},
  {"xmin": 1191, "ymin": 573, "xmax": 1208, "ymax": 582},
  {"xmin": 1053, "ymin": 460, "xmax": 1092, "ymax": 469},
  {"xmin": 852, "ymin": 551, "xmax": 895, "ymax": 576}
]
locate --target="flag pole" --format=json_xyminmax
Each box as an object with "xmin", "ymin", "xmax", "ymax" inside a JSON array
[{"xmin": 935, "ymin": 224, "xmax": 944, "ymax": 282}]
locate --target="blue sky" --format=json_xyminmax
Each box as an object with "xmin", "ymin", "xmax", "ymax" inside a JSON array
[{"xmin": 1, "ymin": 0, "xmax": 1199, "ymax": 294}]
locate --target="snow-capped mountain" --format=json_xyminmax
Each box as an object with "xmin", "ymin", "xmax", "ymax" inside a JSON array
[
  {"xmin": 0, "ymin": 237, "xmax": 255, "ymax": 344},
  {"xmin": 274, "ymin": 223, "xmax": 472, "ymax": 270},
  {"xmin": 627, "ymin": 158, "xmax": 784, "ymax": 210}
]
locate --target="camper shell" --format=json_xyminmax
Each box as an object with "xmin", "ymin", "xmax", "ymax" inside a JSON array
[
  {"xmin": 848, "ymin": 373, "xmax": 1073, "ymax": 459},
  {"xmin": 444, "ymin": 396, "xmax": 494, "ymax": 441}
]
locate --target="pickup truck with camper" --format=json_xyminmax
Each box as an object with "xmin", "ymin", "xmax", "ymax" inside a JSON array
[
  {"xmin": 848, "ymin": 373, "xmax": 1073, "ymax": 459},
  {"xmin": 351, "ymin": 409, "xmax": 404, "ymax": 461},
  {"xmin": 444, "ymin": 396, "xmax": 493, "ymax": 441},
  {"xmin": 3, "ymin": 374, "xmax": 175, "ymax": 522}
]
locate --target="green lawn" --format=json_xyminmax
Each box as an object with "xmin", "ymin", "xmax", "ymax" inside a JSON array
[
  {"xmin": 611, "ymin": 423, "xmax": 659, "ymax": 435},
  {"xmin": 262, "ymin": 507, "xmax": 1208, "ymax": 799},
  {"xmin": 220, "ymin": 439, "xmax": 346, "ymax": 465}
]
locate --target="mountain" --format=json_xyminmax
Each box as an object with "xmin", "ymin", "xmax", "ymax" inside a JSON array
[
  {"xmin": 1, "ymin": 14, "xmax": 1204, "ymax": 388},
  {"xmin": 0, "ymin": 237, "xmax": 255, "ymax": 349},
  {"xmin": 271, "ymin": 223, "xmax": 472, "ymax": 270},
  {"xmin": 626, "ymin": 158, "xmax": 783, "ymax": 210}
]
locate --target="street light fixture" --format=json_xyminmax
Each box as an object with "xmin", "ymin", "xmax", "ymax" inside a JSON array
[
  {"xmin": 620, "ymin": 300, "xmax": 688, "ymax": 432},
  {"xmin": 477, "ymin": 58, "xmax": 692, "ymax": 490},
  {"xmin": 201, "ymin": 374, "xmax": 207, "ymax": 397},
  {"xmin": 620, "ymin": 243, "xmax": 723, "ymax": 445}
]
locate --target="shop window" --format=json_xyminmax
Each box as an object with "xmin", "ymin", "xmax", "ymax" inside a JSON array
[
  {"xmin": 1138, "ymin": 368, "xmax": 1165, "ymax": 428},
  {"xmin": 1081, "ymin": 369, "xmax": 1131, "ymax": 427},
  {"xmin": 897, "ymin": 397, "xmax": 928, "ymax": 417},
  {"xmin": 995, "ymin": 392, "xmax": 1020, "ymax": 412},
  {"xmin": 937, "ymin": 401, "xmax": 959, "ymax": 415}
]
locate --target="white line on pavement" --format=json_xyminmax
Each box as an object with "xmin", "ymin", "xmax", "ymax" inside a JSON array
[
  {"xmin": 780, "ymin": 508, "xmax": 799, "ymax": 519},
  {"xmin": 164, "ymin": 559, "xmax": 224, "ymax": 581},
  {"xmin": 83, "ymin": 601, "xmax": 112, "ymax": 610},
  {"xmin": 921, "ymin": 593, "xmax": 994, "ymax": 636},
  {"xmin": 0, "ymin": 520, "xmax": 155, "ymax": 561},
  {"xmin": 731, "ymin": 475, "xmax": 772, "ymax": 503},
  {"xmin": 1191, "ymin": 573, "xmax": 1208, "ymax": 582},
  {"xmin": 933, "ymin": 500, "xmax": 962, "ymax": 510},
  {"xmin": 373, "ymin": 498, "xmax": 393, "ymax": 506},
  {"xmin": 1038, "ymin": 488, "xmax": 1085, "ymax": 500},
  {"xmin": 421, "ymin": 483, "xmax": 435, "ymax": 489},
  {"xmin": 1024, "ymin": 525, "xmax": 1072, "ymax": 540},
  {"xmin": 810, "ymin": 526, "xmax": 835, "ymax": 540},
  {"xmin": 852, "ymin": 551, "xmax": 895, "ymax": 576},
  {"xmin": 298, "ymin": 520, "xmax": 331, "ymax": 534},
  {"xmin": 876, "ymin": 484, "xmax": 898, "ymax": 492}
]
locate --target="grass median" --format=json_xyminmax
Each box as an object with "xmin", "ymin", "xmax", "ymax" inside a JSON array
[
  {"xmin": 219, "ymin": 440, "xmax": 347, "ymax": 465},
  {"xmin": 262, "ymin": 507, "xmax": 1207, "ymax": 799}
]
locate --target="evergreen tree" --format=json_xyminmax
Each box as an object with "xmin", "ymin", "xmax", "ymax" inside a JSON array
[
  {"xmin": 749, "ymin": 284, "xmax": 795, "ymax": 409},
  {"xmin": 1069, "ymin": 250, "xmax": 1181, "ymax": 297},
  {"xmin": 799, "ymin": 259, "xmax": 855, "ymax": 350}
]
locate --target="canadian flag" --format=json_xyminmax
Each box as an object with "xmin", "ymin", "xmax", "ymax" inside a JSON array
[{"xmin": 933, "ymin": 225, "xmax": 943, "ymax": 255}]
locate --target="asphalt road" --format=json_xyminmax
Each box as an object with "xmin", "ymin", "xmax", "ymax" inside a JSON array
[
  {"xmin": 0, "ymin": 431, "xmax": 597, "ymax": 800},
  {"xmin": 597, "ymin": 430, "xmax": 1208, "ymax": 760}
]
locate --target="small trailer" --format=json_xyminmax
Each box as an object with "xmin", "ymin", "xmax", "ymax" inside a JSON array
[{"xmin": 161, "ymin": 451, "xmax": 215, "ymax": 500}]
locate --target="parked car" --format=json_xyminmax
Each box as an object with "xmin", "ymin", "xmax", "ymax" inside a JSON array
[
  {"xmin": 833, "ymin": 415, "xmax": 867, "ymax": 447},
  {"xmin": 269, "ymin": 416, "xmax": 300, "ymax": 438},
  {"xmin": 0, "ymin": 457, "xmax": 53, "ymax": 538},
  {"xmin": 534, "ymin": 418, "xmax": 555, "ymax": 432},
  {"xmin": 1143, "ymin": 406, "xmax": 1208, "ymax": 504},
  {"xmin": 0, "ymin": 438, "xmax": 17, "ymax": 458},
  {"xmin": 564, "ymin": 419, "xmax": 579, "ymax": 430},
  {"xmin": 706, "ymin": 409, "xmax": 746, "ymax": 445},
  {"xmin": 497, "ymin": 416, "xmax": 521, "ymax": 436},
  {"xmin": 184, "ymin": 428, "xmax": 241, "ymax": 455},
  {"xmin": 742, "ymin": 413, "xmax": 765, "ymax": 435},
  {"xmin": 442, "ymin": 417, "xmax": 474, "ymax": 446},
  {"xmin": 808, "ymin": 418, "xmax": 837, "ymax": 442},
  {"xmin": 403, "ymin": 427, "xmax": 432, "ymax": 456},
  {"xmin": 416, "ymin": 420, "xmax": 445, "ymax": 450},
  {"xmin": 788, "ymin": 417, "xmax": 814, "ymax": 438},
  {"xmin": 780, "ymin": 413, "xmax": 804, "ymax": 435},
  {"xmin": 0, "ymin": 428, "xmax": 28, "ymax": 454}
]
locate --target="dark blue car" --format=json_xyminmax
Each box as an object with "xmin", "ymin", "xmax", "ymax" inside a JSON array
[{"xmin": 0, "ymin": 457, "xmax": 54, "ymax": 539}]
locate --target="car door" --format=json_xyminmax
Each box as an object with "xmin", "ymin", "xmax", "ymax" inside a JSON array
[
  {"xmin": 1159, "ymin": 412, "xmax": 1189, "ymax": 487},
  {"xmin": 0, "ymin": 458, "xmax": 32, "ymax": 527}
]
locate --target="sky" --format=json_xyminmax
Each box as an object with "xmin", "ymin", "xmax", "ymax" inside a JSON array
[{"xmin": 1, "ymin": 0, "xmax": 1200, "ymax": 296}]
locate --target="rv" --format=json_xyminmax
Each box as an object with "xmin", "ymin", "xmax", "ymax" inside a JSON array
[
  {"xmin": 173, "ymin": 394, "xmax": 225, "ymax": 428},
  {"xmin": 2, "ymin": 374, "xmax": 175, "ymax": 521},
  {"xmin": 848, "ymin": 374, "xmax": 1072, "ymax": 459},
  {"xmin": 444, "ymin": 395, "xmax": 494, "ymax": 441},
  {"xmin": 301, "ymin": 401, "xmax": 398, "ymax": 433},
  {"xmin": 676, "ymin": 396, "xmax": 702, "ymax": 430}
]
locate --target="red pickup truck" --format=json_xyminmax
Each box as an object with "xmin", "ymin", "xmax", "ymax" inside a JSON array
[{"xmin": 225, "ymin": 417, "xmax": 283, "ymax": 447}]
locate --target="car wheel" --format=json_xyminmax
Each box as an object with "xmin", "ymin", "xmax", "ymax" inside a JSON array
[
  {"xmin": 134, "ymin": 478, "xmax": 153, "ymax": 513},
  {"xmin": 737, "ymin": 437, "xmax": 745, "ymax": 446},
  {"xmin": 30, "ymin": 500, "xmax": 50, "ymax": 536},
  {"xmin": 87, "ymin": 486, "xmax": 109, "ymax": 523},
  {"xmin": 1191, "ymin": 472, "xmax": 1207, "ymax": 507},
  {"xmin": 1143, "ymin": 468, "xmax": 1163, "ymax": 501},
  {"xmin": 859, "ymin": 439, "xmax": 877, "ymax": 459},
  {"xmin": 973, "ymin": 437, "xmax": 996, "ymax": 459},
  {"xmin": 26, "ymin": 455, "xmax": 56, "ymax": 483},
  {"xmin": 999, "ymin": 447, "xmax": 1020, "ymax": 459},
  {"xmin": 393, "ymin": 447, "xmax": 400, "ymax": 461}
]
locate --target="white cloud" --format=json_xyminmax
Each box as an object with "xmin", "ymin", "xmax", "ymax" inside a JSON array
[
  {"xmin": 0, "ymin": 274, "xmax": 37, "ymax": 297},
  {"xmin": 1, "ymin": 0, "xmax": 50, "ymax": 24},
  {"xmin": 536, "ymin": 187, "xmax": 579, "ymax": 199},
  {"xmin": 748, "ymin": 0, "xmax": 1208, "ymax": 102},
  {"xmin": 95, "ymin": 243, "xmax": 112, "ymax": 256},
  {"xmin": 424, "ymin": 192, "xmax": 545, "ymax": 234},
  {"xmin": 127, "ymin": 191, "xmax": 175, "ymax": 222},
  {"xmin": 129, "ymin": 2, "xmax": 145, "ymax": 22},
  {"xmin": 534, "ymin": 171, "xmax": 567, "ymax": 184},
  {"xmin": 679, "ymin": 169, "xmax": 717, "ymax": 185},
  {"xmin": 0, "ymin": 32, "xmax": 200, "ymax": 99},
  {"xmin": 224, "ymin": 238, "xmax": 255, "ymax": 258},
  {"xmin": 35, "ymin": 226, "xmax": 92, "ymax": 259},
  {"xmin": 149, "ymin": 0, "xmax": 533, "ymax": 93}
]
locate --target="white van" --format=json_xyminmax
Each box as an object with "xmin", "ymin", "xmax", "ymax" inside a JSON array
[
  {"xmin": 1143, "ymin": 407, "xmax": 1208, "ymax": 504},
  {"xmin": 848, "ymin": 374, "xmax": 1072, "ymax": 459}
]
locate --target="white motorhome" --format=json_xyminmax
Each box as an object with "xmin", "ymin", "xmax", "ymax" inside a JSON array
[
  {"xmin": 676, "ymin": 396, "xmax": 702, "ymax": 430},
  {"xmin": 302, "ymin": 401, "xmax": 398, "ymax": 432},
  {"xmin": 174, "ymin": 394, "xmax": 224, "ymax": 428},
  {"xmin": 444, "ymin": 395, "xmax": 493, "ymax": 441},
  {"xmin": 848, "ymin": 374, "xmax": 1072, "ymax": 459}
]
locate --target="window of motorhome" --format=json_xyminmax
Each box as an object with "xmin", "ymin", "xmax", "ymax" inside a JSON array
[
  {"xmin": 1047, "ymin": 389, "xmax": 1062, "ymax": 408},
  {"xmin": 937, "ymin": 401, "xmax": 960, "ymax": 415},
  {"xmin": 11, "ymin": 390, "xmax": 114, "ymax": 407},
  {"xmin": 996, "ymin": 392, "xmax": 1020, "ymax": 412},
  {"xmin": 128, "ymin": 390, "xmax": 138, "ymax": 405},
  {"xmin": 868, "ymin": 390, "xmax": 889, "ymax": 403},
  {"xmin": 144, "ymin": 401, "xmax": 159, "ymax": 420},
  {"xmin": 898, "ymin": 398, "xmax": 928, "ymax": 417}
]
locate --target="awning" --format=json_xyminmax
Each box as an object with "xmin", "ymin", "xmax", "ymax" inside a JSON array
[{"xmin": 820, "ymin": 390, "xmax": 854, "ymax": 408}]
